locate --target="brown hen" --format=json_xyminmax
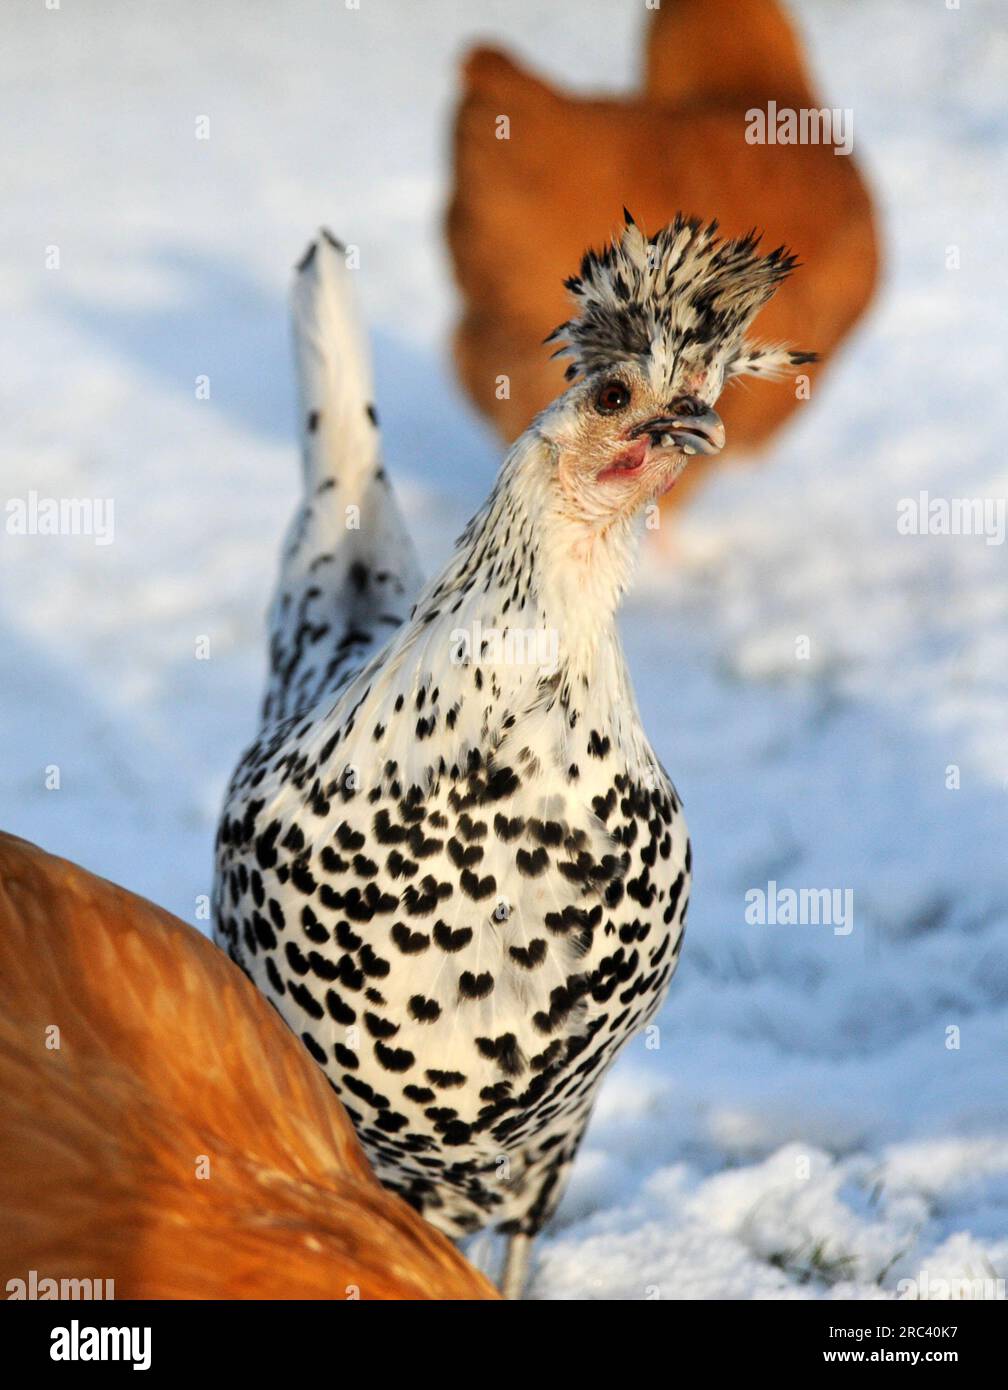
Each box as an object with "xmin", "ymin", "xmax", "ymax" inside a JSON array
[
  {"xmin": 447, "ymin": 0, "xmax": 878, "ymax": 509},
  {"xmin": 0, "ymin": 832, "xmax": 497, "ymax": 1300}
]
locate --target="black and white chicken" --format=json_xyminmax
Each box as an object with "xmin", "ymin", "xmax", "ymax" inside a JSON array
[{"xmin": 213, "ymin": 213, "xmax": 812, "ymax": 1296}]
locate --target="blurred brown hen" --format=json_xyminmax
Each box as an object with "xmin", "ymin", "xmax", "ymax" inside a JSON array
[
  {"xmin": 447, "ymin": 0, "xmax": 878, "ymax": 509},
  {"xmin": 0, "ymin": 833, "xmax": 497, "ymax": 1300}
]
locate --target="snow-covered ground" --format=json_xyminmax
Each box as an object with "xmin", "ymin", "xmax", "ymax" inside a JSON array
[{"xmin": 2, "ymin": 0, "xmax": 1006, "ymax": 1299}]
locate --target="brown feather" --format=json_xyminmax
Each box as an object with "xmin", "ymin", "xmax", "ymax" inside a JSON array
[
  {"xmin": 445, "ymin": 0, "xmax": 878, "ymax": 510},
  {"xmin": 0, "ymin": 833, "xmax": 498, "ymax": 1300}
]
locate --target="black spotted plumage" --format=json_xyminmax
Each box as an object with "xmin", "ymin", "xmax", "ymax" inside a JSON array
[
  {"xmin": 213, "ymin": 214, "xmax": 805, "ymax": 1293},
  {"xmin": 546, "ymin": 210, "xmax": 816, "ymax": 387}
]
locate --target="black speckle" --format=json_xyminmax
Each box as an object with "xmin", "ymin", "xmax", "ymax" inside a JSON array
[
  {"xmin": 365, "ymin": 1011, "xmax": 399, "ymax": 1039},
  {"xmin": 516, "ymin": 847, "xmax": 548, "ymax": 878},
  {"xmin": 509, "ymin": 940, "xmax": 548, "ymax": 969},
  {"xmin": 459, "ymin": 971, "xmax": 494, "ymax": 1000},
  {"xmin": 409, "ymin": 994, "xmax": 442, "ymax": 1023},
  {"xmin": 433, "ymin": 921, "xmax": 473, "ymax": 953},
  {"xmin": 325, "ymin": 989, "xmax": 356, "ymax": 1025},
  {"xmin": 391, "ymin": 923, "xmax": 430, "ymax": 954},
  {"xmin": 475, "ymin": 1033, "xmax": 524, "ymax": 1076},
  {"xmin": 289, "ymin": 980, "xmax": 323, "ymax": 1021},
  {"xmin": 375, "ymin": 1040, "xmax": 415, "ymax": 1073},
  {"xmin": 587, "ymin": 730, "xmax": 611, "ymax": 759},
  {"xmin": 426, "ymin": 1069, "xmax": 467, "ymax": 1089},
  {"xmin": 460, "ymin": 868, "xmax": 496, "ymax": 900}
]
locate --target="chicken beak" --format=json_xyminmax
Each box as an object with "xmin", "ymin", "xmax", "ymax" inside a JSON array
[{"xmin": 631, "ymin": 404, "xmax": 726, "ymax": 457}]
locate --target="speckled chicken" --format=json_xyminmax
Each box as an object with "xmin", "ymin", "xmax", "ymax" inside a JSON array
[{"xmin": 213, "ymin": 215, "xmax": 813, "ymax": 1296}]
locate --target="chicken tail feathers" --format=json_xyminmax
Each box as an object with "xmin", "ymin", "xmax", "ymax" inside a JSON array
[{"xmin": 260, "ymin": 231, "xmax": 423, "ymax": 726}]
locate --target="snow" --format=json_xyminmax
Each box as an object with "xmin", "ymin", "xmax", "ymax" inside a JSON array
[{"xmin": 2, "ymin": 0, "xmax": 1006, "ymax": 1300}]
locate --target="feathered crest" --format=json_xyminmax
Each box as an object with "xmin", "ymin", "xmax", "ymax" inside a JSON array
[{"xmin": 546, "ymin": 210, "xmax": 816, "ymax": 388}]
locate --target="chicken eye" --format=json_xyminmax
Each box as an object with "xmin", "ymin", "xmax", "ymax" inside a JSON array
[{"xmin": 594, "ymin": 379, "xmax": 631, "ymax": 414}]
